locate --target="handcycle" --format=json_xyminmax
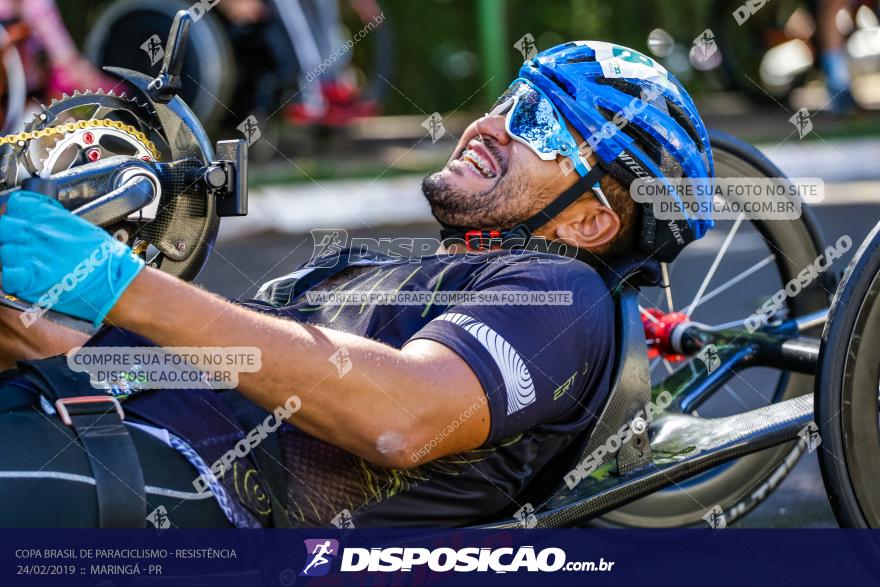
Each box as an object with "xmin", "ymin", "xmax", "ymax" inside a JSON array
[{"xmin": 0, "ymin": 11, "xmax": 876, "ymax": 530}]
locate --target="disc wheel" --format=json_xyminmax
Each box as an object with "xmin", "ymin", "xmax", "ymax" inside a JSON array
[{"xmin": 593, "ymin": 130, "xmax": 832, "ymax": 527}]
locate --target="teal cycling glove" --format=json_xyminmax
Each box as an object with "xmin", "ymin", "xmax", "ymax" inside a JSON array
[{"xmin": 0, "ymin": 191, "xmax": 145, "ymax": 326}]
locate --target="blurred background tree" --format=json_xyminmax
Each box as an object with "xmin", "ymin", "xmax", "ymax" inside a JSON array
[{"xmin": 58, "ymin": 0, "xmax": 715, "ymax": 116}]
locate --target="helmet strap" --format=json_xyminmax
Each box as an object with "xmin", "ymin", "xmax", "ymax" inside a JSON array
[{"xmin": 439, "ymin": 165, "xmax": 606, "ymax": 254}]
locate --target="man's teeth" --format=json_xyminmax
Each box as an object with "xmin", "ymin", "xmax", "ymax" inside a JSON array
[{"xmin": 461, "ymin": 149, "xmax": 496, "ymax": 178}]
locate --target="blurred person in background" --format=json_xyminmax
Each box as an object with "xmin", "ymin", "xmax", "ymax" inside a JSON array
[
  {"xmin": 819, "ymin": 0, "xmax": 859, "ymax": 113},
  {"xmin": 215, "ymin": 0, "xmax": 267, "ymax": 24},
  {"xmin": 0, "ymin": 0, "xmax": 113, "ymax": 99}
]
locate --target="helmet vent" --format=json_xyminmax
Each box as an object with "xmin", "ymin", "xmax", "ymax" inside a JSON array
[
  {"xmin": 563, "ymin": 55, "xmax": 595, "ymax": 64},
  {"xmin": 596, "ymin": 105, "xmax": 664, "ymax": 167},
  {"xmin": 664, "ymin": 99, "xmax": 704, "ymax": 153},
  {"xmin": 593, "ymin": 77, "xmax": 642, "ymax": 99}
]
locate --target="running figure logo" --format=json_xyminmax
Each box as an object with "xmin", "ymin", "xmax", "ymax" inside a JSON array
[
  {"xmin": 789, "ymin": 108, "xmax": 814, "ymax": 139},
  {"xmin": 703, "ymin": 505, "xmax": 727, "ymax": 530},
  {"xmin": 140, "ymin": 35, "xmax": 165, "ymax": 67},
  {"xmin": 514, "ymin": 33, "xmax": 538, "ymax": 60},
  {"xmin": 695, "ymin": 343, "xmax": 721, "ymax": 374},
  {"xmin": 421, "ymin": 113, "xmax": 447, "ymax": 143},
  {"xmin": 692, "ymin": 29, "xmax": 718, "ymax": 61},
  {"xmin": 309, "ymin": 229, "xmax": 347, "ymax": 267},
  {"xmin": 300, "ymin": 539, "xmax": 340, "ymax": 577},
  {"xmin": 237, "ymin": 115, "xmax": 262, "ymax": 146},
  {"xmin": 146, "ymin": 505, "xmax": 171, "ymax": 529}
]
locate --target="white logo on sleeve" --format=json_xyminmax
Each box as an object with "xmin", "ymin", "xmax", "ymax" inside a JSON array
[{"xmin": 436, "ymin": 313, "xmax": 536, "ymax": 414}]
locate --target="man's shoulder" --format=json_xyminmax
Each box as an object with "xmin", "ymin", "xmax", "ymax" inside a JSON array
[
  {"xmin": 477, "ymin": 249, "xmax": 609, "ymax": 283},
  {"xmin": 464, "ymin": 250, "xmax": 613, "ymax": 307}
]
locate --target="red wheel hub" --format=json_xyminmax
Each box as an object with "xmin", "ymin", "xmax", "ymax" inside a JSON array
[{"xmin": 641, "ymin": 308, "xmax": 689, "ymax": 361}]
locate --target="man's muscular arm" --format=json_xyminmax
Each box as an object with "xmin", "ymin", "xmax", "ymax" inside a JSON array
[
  {"xmin": 0, "ymin": 192, "xmax": 488, "ymax": 468},
  {"xmin": 0, "ymin": 307, "xmax": 88, "ymax": 370},
  {"xmin": 108, "ymin": 268, "xmax": 490, "ymax": 469}
]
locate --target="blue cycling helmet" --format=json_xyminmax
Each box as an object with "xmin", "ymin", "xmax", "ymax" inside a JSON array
[{"xmin": 520, "ymin": 41, "xmax": 715, "ymax": 262}]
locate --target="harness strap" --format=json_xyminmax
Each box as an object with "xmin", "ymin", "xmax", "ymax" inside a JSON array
[
  {"xmin": 440, "ymin": 166, "xmax": 606, "ymax": 251},
  {"xmin": 20, "ymin": 356, "xmax": 147, "ymax": 528},
  {"xmin": 55, "ymin": 396, "xmax": 147, "ymax": 527}
]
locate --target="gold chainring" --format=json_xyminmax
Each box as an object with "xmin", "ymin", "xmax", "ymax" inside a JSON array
[
  {"xmin": 0, "ymin": 121, "xmax": 159, "ymax": 308},
  {"xmin": 0, "ymin": 119, "xmax": 160, "ymax": 160}
]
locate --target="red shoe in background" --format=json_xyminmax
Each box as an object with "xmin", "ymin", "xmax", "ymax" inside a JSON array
[{"xmin": 286, "ymin": 79, "xmax": 379, "ymax": 127}]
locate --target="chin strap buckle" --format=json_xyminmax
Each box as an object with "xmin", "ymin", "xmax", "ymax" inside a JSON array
[{"xmin": 464, "ymin": 229, "xmax": 502, "ymax": 252}]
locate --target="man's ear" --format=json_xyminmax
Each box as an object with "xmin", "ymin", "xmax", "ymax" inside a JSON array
[{"xmin": 552, "ymin": 197, "xmax": 621, "ymax": 250}]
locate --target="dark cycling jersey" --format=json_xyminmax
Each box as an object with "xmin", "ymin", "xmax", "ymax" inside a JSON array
[
  {"xmin": 237, "ymin": 248, "xmax": 616, "ymax": 527},
  {"xmin": 0, "ymin": 248, "xmax": 615, "ymax": 528}
]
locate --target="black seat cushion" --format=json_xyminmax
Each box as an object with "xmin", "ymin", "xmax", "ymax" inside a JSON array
[{"xmin": 597, "ymin": 253, "xmax": 662, "ymax": 291}]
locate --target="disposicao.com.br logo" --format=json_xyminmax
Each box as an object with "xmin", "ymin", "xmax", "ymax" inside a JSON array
[
  {"xmin": 300, "ymin": 540, "xmax": 615, "ymax": 574},
  {"xmin": 300, "ymin": 539, "xmax": 340, "ymax": 577}
]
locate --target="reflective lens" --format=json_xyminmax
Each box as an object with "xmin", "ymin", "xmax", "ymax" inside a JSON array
[
  {"xmin": 489, "ymin": 78, "xmax": 610, "ymax": 208},
  {"xmin": 490, "ymin": 80, "xmax": 572, "ymax": 161}
]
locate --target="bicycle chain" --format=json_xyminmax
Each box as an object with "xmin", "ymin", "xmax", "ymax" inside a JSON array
[{"xmin": 0, "ymin": 119, "xmax": 160, "ymax": 160}]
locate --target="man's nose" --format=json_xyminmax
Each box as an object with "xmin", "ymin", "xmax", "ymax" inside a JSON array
[{"xmin": 474, "ymin": 114, "xmax": 511, "ymax": 146}]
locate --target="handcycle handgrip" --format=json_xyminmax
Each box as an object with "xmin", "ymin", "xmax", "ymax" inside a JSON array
[
  {"xmin": 15, "ymin": 155, "xmax": 160, "ymax": 215},
  {"xmin": 147, "ymin": 10, "xmax": 192, "ymax": 103},
  {"xmin": 70, "ymin": 175, "xmax": 157, "ymax": 226}
]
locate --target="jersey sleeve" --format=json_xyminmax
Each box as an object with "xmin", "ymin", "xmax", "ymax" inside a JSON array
[{"xmin": 407, "ymin": 257, "xmax": 616, "ymax": 444}]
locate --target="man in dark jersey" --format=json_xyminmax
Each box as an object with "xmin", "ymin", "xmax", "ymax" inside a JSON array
[{"xmin": 0, "ymin": 41, "xmax": 714, "ymax": 527}]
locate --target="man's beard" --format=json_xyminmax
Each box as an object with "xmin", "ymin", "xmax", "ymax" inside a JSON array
[{"xmin": 421, "ymin": 166, "xmax": 528, "ymax": 229}]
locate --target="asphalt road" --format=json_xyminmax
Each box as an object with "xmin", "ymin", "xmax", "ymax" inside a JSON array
[{"xmin": 194, "ymin": 193, "xmax": 880, "ymax": 529}]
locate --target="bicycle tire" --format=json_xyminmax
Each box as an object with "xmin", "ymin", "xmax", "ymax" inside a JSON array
[
  {"xmin": 85, "ymin": 0, "xmax": 235, "ymax": 131},
  {"xmin": 816, "ymin": 220, "xmax": 880, "ymax": 527}
]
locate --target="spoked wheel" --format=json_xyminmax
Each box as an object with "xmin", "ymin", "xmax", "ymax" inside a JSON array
[
  {"xmin": 816, "ymin": 221, "xmax": 880, "ymax": 528},
  {"xmin": 595, "ymin": 130, "xmax": 833, "ymax": 527}
]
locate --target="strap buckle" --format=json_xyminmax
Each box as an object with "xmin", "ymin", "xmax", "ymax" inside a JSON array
[
  {"xmin": 55, "ymin": 396, "xmax": 125, "ymax": 427},
  {"xmin": 464, "ymin": 229, "xmax": 502, "ymax": 252}
]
